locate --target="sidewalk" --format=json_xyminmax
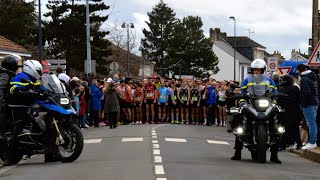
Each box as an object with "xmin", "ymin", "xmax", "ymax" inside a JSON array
[{"xmin": 288, "ymin": 147, "xmax": 320, "ymax": 163}]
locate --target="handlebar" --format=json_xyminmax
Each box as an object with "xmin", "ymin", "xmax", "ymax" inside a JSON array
[{"xmin": 231, "ymin": 92, "xmax": 288, "ymax": 99}]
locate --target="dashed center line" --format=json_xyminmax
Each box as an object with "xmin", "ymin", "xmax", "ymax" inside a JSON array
[
  {"xmin": 165, "ymin": 138, "xmax": 187, "ymax": 142},
  {"xmin": 156, "ymin": 178, "xmax": 167, "ymax": 180},
  {"xmin": 155, "ymin": 165, "xmax": 165, "ymax": 175},
  {"xmin": 153, "ymin": 144, "xmax": 160, "ymax": 148},
  {"xmin": 153, "ymin": 149, "xmax": 161, "ymax": 155},
  {"xmin": 152, "ymin": 140, "xmax": 158, "ymax": 143},
  {"xmin": 154, "ymin": 156, "xmax": 162, "ymax": 163},
  {"xmin": 84, "ymin": 139, "xmax": 102, "ymax": 144},
  {"xmin": 152, "ymin": 132, "xmax": 157, "ymax": 136},
  {"xmin": 152, "ymin": 136, "xmax": 158, "ymax": 138}
]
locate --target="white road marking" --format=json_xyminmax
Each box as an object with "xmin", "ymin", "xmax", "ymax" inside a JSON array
[
  {"xmin": 152, "ymin": 140, "xmax": 158, "ymax": 143},
  {"xmin": 152, "ymin": 136, "xmax": 158, "ymax": 139},
  {"xmin": 154, "ymin": 156, "xmax": 162, "ymax": 163},
  {"xmin": 152, "ymin": 132, "xmax": 157, "ymax": 136},
  {"xmin": 153, "ymin": 149, "xmax": 161, "ymax": 155},
  {"xmin": 156, "ymin": 178, "xmax": 167, "ymax": 180},
  {"xmin": 152, "ymin": 130, "xmax": 156, "ymax": 133},
  {"xmin": 155, "ymin": 165, "xmax": 165, "ymax": 175},
  {"xmin": 207, "ymin": 140, "xmax": 230, "ymax": 145},
  {"xmin": 121, "ymin": 137, "xmax": 144, "ymax": 142},
  {"xmin": 165, "ymin": 138, "xmax": 187, "ymax": 142},
  {"xmin": 84, "ymin": 139, "xmax": 102, "ymax": 144},
  {"xmin": 153, "ymin": 124, "xmax": 167, "ymax": 130},
  {"xmin": 153, "ymin": 144, "xmax": 160, "ymax": 148}
]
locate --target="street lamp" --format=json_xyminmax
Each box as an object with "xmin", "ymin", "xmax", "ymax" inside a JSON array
[
  {"xmin": 175, "ymin": 52, "xmax": 185, "ymax": 79},
  {"xmin": 122, "ymin": 22, "xmax": 134, "ymax": 77},
  {"xmin": 229, "ymin": 16, "xmax": 236, "ymax": 81}
]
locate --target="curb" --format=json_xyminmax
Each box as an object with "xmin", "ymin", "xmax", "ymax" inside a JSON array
[{"xmin": 288, "ymin": 149, "xmax": 320, "ymax": 163}]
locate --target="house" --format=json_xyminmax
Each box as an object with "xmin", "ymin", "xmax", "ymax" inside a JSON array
[
  {"xmin": 210, "ymin": 28, "xmax": 269, "ymax": 82},
  {"xmin": 290, "ymin": 49, "xmax": 308, "ymax": 62},
  {"xmin": 0, "ymin": 35, "xmax": 31, "ymax": 59}
]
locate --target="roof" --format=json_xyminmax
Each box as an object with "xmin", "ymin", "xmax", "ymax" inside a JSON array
[
  {"xmin": 0, "ymin": 35, "xmax": 29, "ymax": 54},
  {"xmin": 223, "ymin": 36, "xmax": 266, "ymax": 48},
  {"xmin": 214, "ymin": 40, "xmax": 252, "ymax": 64}
]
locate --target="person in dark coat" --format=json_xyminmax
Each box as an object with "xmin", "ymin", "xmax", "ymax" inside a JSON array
[
  {"xmin": 277, "ymin": 75, "xmax": 302, "ymax": 150},
  {"xmin": 297, "ymin": 64, "xmax": 319, "ymax": 150},
  {"xmin": 104, "ymin": 82, "xmax": 120, "ymax": 129}
]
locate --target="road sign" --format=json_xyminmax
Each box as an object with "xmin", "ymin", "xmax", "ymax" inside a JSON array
[
  {"xmin": 109, "ymin": 61, "xmax": 119, "ymax": 71},
  {"xmin": 308, "ymin": 41, "xmax": 320, "ymax": 66},
  {"xmin": 278, "ymin": 66, "xmax": 292, "ymax": 74},
  {"xmin": 46, "ymin": 59, "xmax": 66, "ymax": 64},
  {"xmin": 267, "ymin": 57, "xmax": 278, "ymax": 72}
]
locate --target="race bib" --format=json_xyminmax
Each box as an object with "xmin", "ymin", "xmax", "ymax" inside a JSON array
[
  {"xmin": 192, "ymin": 96, "xmax": 198, "ymax": 101},
  {"xmin": 147, "ymin": 92, "xmax": 153, "ymax": 98},
  {"xmin": 160, "ymin": 95, "xmax": 166, "ymax": 100},
  {"xmin": 182, "ymin": 96, "xmax": 188, "ymax": 101},
  {"xmin": 135, "ymin": 97, "xmax": 141, "ymax": 102},
  {"xmin": 202, "ymin": 94, "xmax": 206, "ymax": 99},
  {"xmin": 171, "ymin": 95, "xmax": 177, "ymax": 101}
]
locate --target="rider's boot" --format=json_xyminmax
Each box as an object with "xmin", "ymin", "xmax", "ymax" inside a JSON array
[
  {"xmin": 231, "ymin": 150, "xmax": 241, "ymax": 160},
  {"xmin": 270, "ymin": 152, "xmax": 282, "ymax": 164}
]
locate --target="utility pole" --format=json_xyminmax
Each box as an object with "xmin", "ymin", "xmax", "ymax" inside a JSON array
[
  {"xmin": 38, "ymin": 0, "xmax": 42, "ymax": 64},
  {"xmin": 85, "ymin": 0, "xmax": 92, "ymax": 75},
  {"xmin": 230, "ymin": 16, "xmax": 236, "ymax": 81},
  {"xmin": 122, "ymin": 22, "xmax": 134, "ymax": 77}
]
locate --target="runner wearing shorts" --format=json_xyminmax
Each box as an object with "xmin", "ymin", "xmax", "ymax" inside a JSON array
[
  {"xmin": 144, "ymin": 78, "xmax": 157, "ymax": 124},
  {"xmin": 178, "ymin": 81, "xmax": 190, "ymax": 124},
  {"xmin": 157, "ymin": 81, "xmax": 168, "ymax": 123},
  {"xmin": 190, "ymin": 82, "xmax": 200, "ymax": 124}
]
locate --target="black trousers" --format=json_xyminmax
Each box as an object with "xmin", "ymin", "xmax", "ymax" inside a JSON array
[
  {"xmin": 207, "ymin": 105, "xmax": 216, "ymax": 126},
  {"xmin": 234, "ymin": 137, "xmax": 279, "ymax": 155},
  {"xmin": 108, "ymin": 112, "xmax": 118, "ymax": 128},
  {"xmin": 90, "ymin": 111, "xmax": 100, "ymax": 127}
]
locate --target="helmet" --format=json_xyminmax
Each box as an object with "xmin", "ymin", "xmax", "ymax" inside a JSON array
[
  {"xmin": 1, "ymin": 55, "xmax": 21, "ymax": 72},
  {"xmin": 23, "ymin": 60, "xmax": 43, "ymax": 80},
  {"xmin": 250, "ymin": 59, "xmax": 266, "ymax": 74}
]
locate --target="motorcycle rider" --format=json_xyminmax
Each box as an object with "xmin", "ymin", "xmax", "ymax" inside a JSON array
[
  {"xmin": 231, "ymin": 59, "xmax": 281, "ymax": 163},
  {"xmin": 9, "ymin": 60, "xmax": 62, "ymax": 163},
  {"xmin": 0, "ymin": 55, "xmax": 20, "ymax": 143}
]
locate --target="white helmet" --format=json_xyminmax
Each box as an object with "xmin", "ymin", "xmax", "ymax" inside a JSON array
[
  {"xmin": 23, "ymin": 60, "xmax": 43, "ymax": 80},
  {"xmin": 250, "ymin": 59, "xmax": 266, "ymax": 74}
]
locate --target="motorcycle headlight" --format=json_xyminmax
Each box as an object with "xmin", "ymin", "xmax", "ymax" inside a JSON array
[
  {"xmin": 60, "ymin": 98, "xmax": 70, "ymax": 105},
  {"xmin": 258, "ymin": 99, "xmax": 269, "ymax": 108}
]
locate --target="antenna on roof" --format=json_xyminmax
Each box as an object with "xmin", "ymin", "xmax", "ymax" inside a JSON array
[{"xmin": 245, "ymin": 29, "xmax": 254, "ymax": 38}]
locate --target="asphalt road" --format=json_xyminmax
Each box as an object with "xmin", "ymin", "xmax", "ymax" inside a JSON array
[{"xmin": 0, "ymin": 124, "xmax": 319, "ymax": 180}]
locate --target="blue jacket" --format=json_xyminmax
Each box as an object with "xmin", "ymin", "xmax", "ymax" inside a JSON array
[
  {"xmin": 10, "ymin": 72, "xmax": 45, "ymax": 94},
  {"xmin": 300, "ymin": 70, "xmax": 319, "ymax": 107},
  {"xmin": 207, "ymin": 86, "xmax": 216, "ymax": 105},
  {"xmin": 241, "ymin": 74, "xmax": 276, "ymax": 94},
  {"xmin": 89, "ymin": 84, "xmax": 103, "ymax": 111}
]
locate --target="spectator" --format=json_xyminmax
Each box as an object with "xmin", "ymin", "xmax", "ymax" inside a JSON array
[
  {"xmin": 278, "ymin": 75, "xmax": 302, "ymax": 150},
  {"xmin": 297, "ymin": 64, "xmax": 319, "ymax": 150},
  {"xmin": 207, "ymin": 81, "xmax": 217, "ymax": 126},
  {"xmin": 104, "ymin": 82, "xmax": 120, "ymax": 129},
  {"xmin": 89, "ymin": 79, "xmax": 103, "ymax": 127},
  {"xmin": 79, "ymin": 85, "xmax": 88, "ymax": 129}
]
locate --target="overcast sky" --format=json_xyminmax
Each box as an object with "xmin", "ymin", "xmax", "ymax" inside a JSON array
[{"xmin": 38, "ymin": 0, "xmax": 315, "ymax": 59}]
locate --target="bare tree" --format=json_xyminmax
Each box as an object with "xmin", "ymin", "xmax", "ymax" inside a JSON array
[{"xmin": 106, "ymin": 18, "xmax": 139, "ymax": 54}]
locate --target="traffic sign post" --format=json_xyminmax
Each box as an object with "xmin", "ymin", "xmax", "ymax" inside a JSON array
[
  {"xmin": 308, "ymin": 41, "xmax": 320, "ymax": 66},
  {"xmin": 267, "ymin": 57, "xmax": 278, "ymax": 72},
  {"xmin": 278, "ymin": 66, "xmax": 292, "ymax": 75}
]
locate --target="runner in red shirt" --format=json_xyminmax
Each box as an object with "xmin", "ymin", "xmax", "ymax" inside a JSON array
[
  {"xmin": 133, "ymin": 81, "xmax": 144, "ymax": 125},
  {"xmin": 144, "ymin": 77, "xmax": 157, "ymax": 124}
]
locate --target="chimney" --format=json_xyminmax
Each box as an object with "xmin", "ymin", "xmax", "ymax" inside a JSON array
[{"xmin": 209, "ymin": 28, "xmax": 222, "ymax": 41}]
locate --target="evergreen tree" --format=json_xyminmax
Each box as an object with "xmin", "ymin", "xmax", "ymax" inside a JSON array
[
  {"xmin": 43, "ymin": 0, "xmax": 112, "ymax": 74},
  {"xmin": 140, "ymin": 0, "xmax": 177, "ymax": 77},
  {"xmin": 169, "ymin": 16, "xmax": 219, "ymax": 78},
  {"xmin": 0, "ymin": 0, "xmax": 37, "ymax": 47}
]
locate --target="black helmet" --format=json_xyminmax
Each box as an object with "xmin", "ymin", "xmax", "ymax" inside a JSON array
[{"xmin": 1, "ymin": 55, "xmax": 20, "ymax": 72}]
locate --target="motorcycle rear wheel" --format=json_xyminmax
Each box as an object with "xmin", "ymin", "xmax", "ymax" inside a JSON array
[
  {"xmin": 257, "ymin": 124, "xmax": 267, "ymax": 163},
  {"xmin": 59, "ymin": 123, "xmax": 84, "ymax": 163}
]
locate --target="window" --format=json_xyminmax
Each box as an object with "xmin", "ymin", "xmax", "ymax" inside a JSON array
[{"xmin": 241, "ymin": 66, "xmax": 244, "ymax": 81}]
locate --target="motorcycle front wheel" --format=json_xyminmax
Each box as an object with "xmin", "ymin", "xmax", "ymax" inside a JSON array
[
  {"xmin": 58, "ymin": 123, "xmax": 84, "ymax": 163},
  {"xmin": 257, "ymin": 124, "xmax": 267, "ymax": 163}
]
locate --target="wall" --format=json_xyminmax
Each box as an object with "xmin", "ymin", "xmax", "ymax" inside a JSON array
[{"xmin": 210, "ymin": 44, "xmax": 240, "ymax": 81}]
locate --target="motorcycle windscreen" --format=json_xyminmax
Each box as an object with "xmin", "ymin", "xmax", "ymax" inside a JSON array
[
  {"xmin": 42, "ymin": 74, "xmax": 66, "ymax": 94},
  {"xmin": 245, "ymin": 74, "xmax": 272, "ymax": 96}
]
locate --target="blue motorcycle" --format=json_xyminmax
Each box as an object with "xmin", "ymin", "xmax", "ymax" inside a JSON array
[{"xmin": 0, "ymin": 74, "xmax": 84, "ymax": 164}]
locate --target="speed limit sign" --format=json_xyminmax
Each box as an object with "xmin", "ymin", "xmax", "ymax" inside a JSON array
[{"xmin": 267, "ymin": 57, "xmax": 278, "ymax": 72}]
